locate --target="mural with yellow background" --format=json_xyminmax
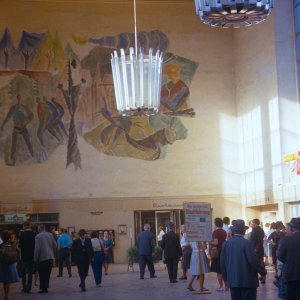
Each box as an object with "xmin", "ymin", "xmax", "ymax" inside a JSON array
[{"xmin": 0, "ymin": 2, "xmax": 198, "ymax": 168}]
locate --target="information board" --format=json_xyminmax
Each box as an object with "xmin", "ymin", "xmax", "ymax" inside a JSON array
[{"xmin": 184, "ymin": 202, "xmax": 212, "ymax": 242}]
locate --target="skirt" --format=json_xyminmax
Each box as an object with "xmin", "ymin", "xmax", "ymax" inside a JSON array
[
  {"xmin": 181, "ymin": 246, "xmax": 192, "ymax": 269},
  {"xmin": 210, "ymin": 257, "xmax": 221, "ymax": 274},
  {"xmin": 0, "ymin": 262, "xmax": 19, "ymax": 283},
  {"xmin": 189, "ymin": 250, "xmax": 210, "ymax": 276}
]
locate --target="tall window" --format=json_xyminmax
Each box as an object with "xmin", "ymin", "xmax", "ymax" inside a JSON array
[
  {"xmin": 291, "ymin": 203, "xmax": 300, "ymax": 217},
  {"xmin": 295, "ymin": 0, "xmax": 300, "ymax": 95},
  {"xmin": 239, "ymin": 107, "xmax": 265, "ymax": 204},
  {"xmin": 294, "ymin": 2, "xmax": 300, "ymax": 186}
]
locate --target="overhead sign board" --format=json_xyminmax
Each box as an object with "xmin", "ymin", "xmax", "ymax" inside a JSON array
[{"xmin": 4, "ymin": 214, "xmax": 27, "ymax": 223}]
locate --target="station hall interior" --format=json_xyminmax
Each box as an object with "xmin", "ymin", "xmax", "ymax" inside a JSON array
[{"xmin": 0, "ymin": 0, "xmax": 299, "ymax": 262}]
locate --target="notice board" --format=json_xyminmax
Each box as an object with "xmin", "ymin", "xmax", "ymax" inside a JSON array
[{"xmin": 184, "ymin": 202, "xmax": 212, "ymax": 242}]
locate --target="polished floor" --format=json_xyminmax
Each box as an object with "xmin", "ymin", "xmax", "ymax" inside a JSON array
[{"xmin": 5, "ymin": 263, "xmax": 280, "ymax": 300}]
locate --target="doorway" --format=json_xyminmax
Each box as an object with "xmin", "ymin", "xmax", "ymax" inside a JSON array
[
  {"xmin": 134, "ymin": 210, "xmax": 183, "ymax": 245},
  {"xmin": 155, "ymin": 211, "xmax": 171, "ymax": 235}
]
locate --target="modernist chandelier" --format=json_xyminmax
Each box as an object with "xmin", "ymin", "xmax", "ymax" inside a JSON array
[
  {"xmin": 111, "ymin": 0, "xmax": 163, "ymax": 116},
  {"xmin": 194, "ymin": 0, "xmax": 274, "ymax": 28}
]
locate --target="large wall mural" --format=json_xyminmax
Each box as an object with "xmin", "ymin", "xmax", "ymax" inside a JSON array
[{"xmin": 0, "ymin": 28, "xmax": 198, "ymax": 168}]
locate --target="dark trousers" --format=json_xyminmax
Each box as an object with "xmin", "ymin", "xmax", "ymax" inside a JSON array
[
  {"xmin": 230, "ymin": 287, "xmax": 257, "ymax": 300},
  {"xmin": 139, "ymin": 255, "xmax": 155, "ymax": 277},
  {"xmin": 38, "ymin": 259, "xmax": 53, "ymax": 292},
  {"xmin": 58, "ymin": 248, "xmax": 72, "ymax": 276},
  {"xmin": 165, "ymin": 258, "xmax": 179, "ymax": 282},
  {"xmin": 77, "ymin": 262, "xmax": 89, "ymax": 288},
  {"xmin": 91, "ymin": 251, "xmax": 103, "ymax": 285},
  {"xmin": 21, "ymin": 260, "xmax": 33, "ymax": 292},
  {"xmin": 286, "ymin": 281, "xmax": 300, "ymax": 300}
]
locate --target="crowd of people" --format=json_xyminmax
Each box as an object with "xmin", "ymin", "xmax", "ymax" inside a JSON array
[
  {"xmin": 137, "ymin": 216, "xmax": 300, "ymax": 300},
  {"xmin": 0, "ymin": 217, "xmax": 299, "ymax": 300},
  {"xmin": 0, "ymin": 222, "xmax": 114, "ymax": 300}
]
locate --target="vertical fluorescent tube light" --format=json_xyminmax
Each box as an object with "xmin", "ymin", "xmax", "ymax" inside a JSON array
[{"xmin": 111, "ymin": 0, "xmax": 163, "ymax": 116}]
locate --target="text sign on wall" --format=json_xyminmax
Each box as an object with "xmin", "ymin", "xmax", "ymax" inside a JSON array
[
  {"xmin": 184, "ymin": 202, "xmax": 212, "ymax": 242},
  {"xmin": 4, "ymin": 214, "xmax": 27, "ymax": 223}
]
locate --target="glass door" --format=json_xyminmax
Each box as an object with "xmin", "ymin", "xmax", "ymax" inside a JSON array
[
  {"xmin": 155, "ymin": 211, "xmax": 171, "ymax": 244},
  {"xmin": 140, "ymin": 211, "xmax": 156, "ymax": 235}
]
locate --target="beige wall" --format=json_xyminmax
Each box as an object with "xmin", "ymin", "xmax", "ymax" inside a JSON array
[
  {"xmin": 0, "ymin": 195, "xmax": 242, "ymax": 262},
  {"xmin": 5, "ymin": 195, "xmax": 240, "ymax": 263},
  {"xmin": 234, "ymin": 0, "xmax": 299, "ymax": 221},
  {"xmin": 0, "ymin": 0, "xmax": 239, "ymax": 201}
]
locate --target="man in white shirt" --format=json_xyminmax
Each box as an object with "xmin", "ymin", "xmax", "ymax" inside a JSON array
[
  {"xmin": 179, "ymin": 224, "xmax": 192, "ymax": 280},
  {"xmin": 157, "ymin": 226, "xmax": 165, "ymax": 247},
  {"xmin": 223, "ymin": 217, "xmax": 232, "ymax": 239}
]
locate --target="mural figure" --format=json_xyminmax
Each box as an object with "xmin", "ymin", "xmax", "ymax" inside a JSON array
[
  {"xmin": 99, "ymin": 109, "xmax": 177, "ymax": 160},
  {"xmin": 36, "ymin": 96, "xmax": 62, "ymax": 147},
  {"xmin": 49, "ymin": 97, "xmax": 68, "ymax": 139},
  {"xmin": 161, "ymin": 64, "xmax": 194, "ymax": 117},
  {"xmin": 84, "ymin": 104, "xmax": 187, "ymax": 161},
  {"xmin": 0, "ymin": 94, "xmax": 34, "ymax": 165},
  {"xmin": 57, "ymin": 59, "xmax": 85, "ymax": 170}
]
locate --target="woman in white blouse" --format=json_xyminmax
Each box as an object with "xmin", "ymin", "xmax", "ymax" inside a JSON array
[{"xmin": 90, "ymin": 231, "xmax": 104, "ymax": 287}]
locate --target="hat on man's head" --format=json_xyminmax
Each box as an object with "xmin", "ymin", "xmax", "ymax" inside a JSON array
[
  {"xmin": 287, "ymin": 217, "xmax": 300, "ymax": 229},
  {"xmin": 168, "ymin": 222, "xmax": 175, "ymax": 229},
  {"xmin": 78, "ymin": 229, "xmax": 87, "ymax": 236},
  {"xmin": 230, "ymin": 219, "xmax": 249, "ymax": 232}
]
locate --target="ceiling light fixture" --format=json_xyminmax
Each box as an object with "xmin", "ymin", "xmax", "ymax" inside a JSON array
[
  {"xmin": 110, "ymin": 0, "xmax": 163, "ymax": 116},
  {"xmin": 194, "ymin": 0, "xmax": 274, "ymax": 28}
]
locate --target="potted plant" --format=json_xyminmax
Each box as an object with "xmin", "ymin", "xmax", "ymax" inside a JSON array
[
  {"xmin": 153, "ymin": 245, "xmax": 163, "ymax": 262},
  {"xmin": 127, "ymin": 246, "xmax": 138, "ymax": 270}
]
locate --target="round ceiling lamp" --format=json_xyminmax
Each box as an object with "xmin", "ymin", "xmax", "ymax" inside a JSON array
[{"xmin": 194, "ymin": 0, "xmax": 274, "ymax": 28}]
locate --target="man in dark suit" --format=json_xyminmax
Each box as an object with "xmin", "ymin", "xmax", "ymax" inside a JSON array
[
  {"xmin": 221, "ymin": 220, "xmax": 266, "ymax": 300},
  {"xmin": 137, "ymin": 224, "xmax": 156, "ymax": 279},
  {"xmin": 19, "ymin": 221, "xmax": 36, "ymax": 293},
  {"xmin": 250, "ymin": 218, "xmax": 266, "ymax": 284},
  {"xmin": 277, "ymin": 217, "xmax": 300, "ymax": 300},
  {"xmin": 161, "ymin": 222, "xmax": 182, "ymax": 283},
  {"xmin": 71, "ymin": 229, "xmax": 94, "ymax": 291}
]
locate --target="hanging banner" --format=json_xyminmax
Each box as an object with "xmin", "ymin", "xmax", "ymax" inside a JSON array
[{"xmin": 184, "ymin": 202, "xmax": 212, "ymax": 242}]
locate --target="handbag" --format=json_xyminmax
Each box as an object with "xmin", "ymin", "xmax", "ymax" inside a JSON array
[
  {"xmin": 0, "ymin": 242, "xmax": 20, "ymax": 264},
  {"xmin": 210, "ymin": 246, "xmax": 219, "ymax": 259}
]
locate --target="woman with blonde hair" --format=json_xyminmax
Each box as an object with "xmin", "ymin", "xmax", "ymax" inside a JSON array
[{"xmin": 101, "ymin": 230, "xmax": 113, "ymax": 275}]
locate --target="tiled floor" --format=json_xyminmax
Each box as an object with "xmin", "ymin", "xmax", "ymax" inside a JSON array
[{"xmin": 5, "ymin": 263, "xmax": 280, "ymax": 300}]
